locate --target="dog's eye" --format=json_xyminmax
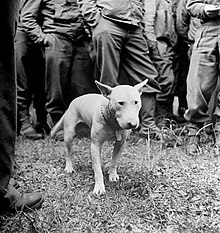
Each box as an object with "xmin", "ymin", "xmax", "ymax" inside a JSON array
[
  {"xmin": 118, "ymin": 102, "xmax": 124, "ymax": 106},
  {"xmin": 134, "ymin": 101, "xmax": 138, "ymax": 105}
]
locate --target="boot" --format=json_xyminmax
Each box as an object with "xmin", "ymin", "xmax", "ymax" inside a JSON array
[
  {"xmin": 20, "ymin": 121, "xmax": 44, "ymax": 140},
  {"xmin": 1, "ymin": 184, "xmax": 44, "ymax": 212},
  {"xmin": 138, "ymin": 93, "xmax": 161, "ymax": 140},
  {"xmin": 19, "ymin": 108, "xmax": 44, "ymax": 140},
  {"xmin": 155, "ymin": 101, "xmax": 174, "ymax": 129}
]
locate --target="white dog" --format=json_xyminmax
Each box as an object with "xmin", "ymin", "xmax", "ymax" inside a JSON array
[{"xmin": 50, "ymin": 79, "xmax": 148, "ymax": 194}]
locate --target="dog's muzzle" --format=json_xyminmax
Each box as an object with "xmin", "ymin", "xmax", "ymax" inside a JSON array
[{"xmin": 123, "ymin": 121, "xmax": 139, "ymax": 130}]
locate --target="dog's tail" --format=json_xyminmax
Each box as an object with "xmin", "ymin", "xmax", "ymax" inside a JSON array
[{"xmin": 50, "ymin": 114, "xmax": 65, "ymax": 139}]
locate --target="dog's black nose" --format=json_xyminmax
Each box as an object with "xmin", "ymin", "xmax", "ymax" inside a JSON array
[{"xmin": 127, "ymin": 122, "xmax": 138, "ymax": 129}]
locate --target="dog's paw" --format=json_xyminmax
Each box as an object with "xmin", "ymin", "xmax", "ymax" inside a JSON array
[
  {"xmin": 93, "ymin": 184, "xmax": 105, "ymax": 195},
  {"xmin": 109, "ymin": 172, "xmax": 119, "ymax": 182},
  {"xmin": 64, "ymin": 165, "xmax": 74, "ymax": 173}
]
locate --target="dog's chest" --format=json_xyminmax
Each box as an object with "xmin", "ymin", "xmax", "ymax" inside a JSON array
[{"xmin": 102, "ymin": 128, "xmax": 126, "ymax": 142}]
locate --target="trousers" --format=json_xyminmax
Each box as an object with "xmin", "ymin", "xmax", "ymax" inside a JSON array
[
  {"xmin": 0, "ymin": 0, "xmax": 19, "ymax": 195},
  {"xmin": 15, "ymin": 30, "xmax": 47, "ymax": 130},
  {"xmin": 92, "ymin": 17, "xmax": 160, "ymax": 93},
  {"xmin": 44, "ymin": 34, "xmax": 98, "ymax": 125},
  {"xmin": 151, "ymin": 40, "xmax": 176, "ymax": 103},
  {"xmin": 184, "ymin": 25, "xmax": 220, "ymax": 124}
]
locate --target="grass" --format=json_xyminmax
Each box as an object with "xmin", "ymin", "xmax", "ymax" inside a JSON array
[{"xmin": 0, "ymin": 126, "xmax": 220, "ymax": 233}]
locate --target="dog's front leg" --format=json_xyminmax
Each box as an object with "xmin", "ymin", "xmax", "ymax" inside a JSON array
[
  {"xmin": 91, "ymin": 141, "xmax": 105, "ymax": 195},
  {"xmin": 109, "ymin": 138, "xmax": 126, "ymax": 182}
]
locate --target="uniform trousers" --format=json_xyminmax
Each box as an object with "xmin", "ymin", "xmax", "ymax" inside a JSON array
[
  {"xmin": 91, "ymin": 17, "xmax": 161, "ymax": 131},
  {"xmin": 184, "ymin": 24, "xmax": 220, "ymax": 131},
  {"xmin": 15, "ymin": 30, "xmax": 47, "ymax": 130},
  {"xmin": 44, "ymin": 33, "xmax": 98, "ymax": 125},
  {"xmin": 0, "ymin": 0, "xmax": 19, "ymax": 195}
]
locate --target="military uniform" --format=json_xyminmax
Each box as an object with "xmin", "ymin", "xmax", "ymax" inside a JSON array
[
  {"xmin": 77, "ymin": 0, "xmax": 161, "ymax": 137},
  {"xmin": 21, "ymin": 0, "xmax": 97, "ymax": 125},
  {"xmin": 185, "ymin": 0, "xmax": 220, "ymax": 153}
]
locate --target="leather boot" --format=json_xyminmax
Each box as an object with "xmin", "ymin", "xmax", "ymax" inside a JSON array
[
  {"xmin": 19, "ymin": 107, "xmax": 44, "ymax": 139},
  {"xmin": 1, "ymin": 184, "xmax": 44, "ymax": 212},
  {"xmin": 20, "ymin": 118, "xmax": 44, "ymax": 140}
]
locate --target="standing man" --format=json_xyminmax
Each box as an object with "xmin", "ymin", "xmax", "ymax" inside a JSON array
[
  {"xmin": 20, "ymin": 0, "xmax": 96, "ymax": 130},
  {"xmin": 144, "ymin": 0, "xmax": 178, "ymax": 128},
  {"xmin": 185, "ymin": 0, "xmax": 220, "ymax": 154},
  {"xmin": 77, "ymin": 0, "xmax": 161, "ymax": 138},
  {"xmin": 0, "ymin": 0, "xmax": 44, "ymax": 212},
  {"xmin": 15, "ymin": 0, "xmax": 50, "ymax": 140}
]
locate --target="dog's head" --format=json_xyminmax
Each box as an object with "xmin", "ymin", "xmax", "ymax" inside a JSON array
[{"xmin": 95, "ymin": 80, "xmax": 148, "ymax": 130}]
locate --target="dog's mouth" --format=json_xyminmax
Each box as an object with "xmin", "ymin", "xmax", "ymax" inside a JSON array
[{"xmin": 121, "ymin": 122, "xmax": 139, "ymax": 130}]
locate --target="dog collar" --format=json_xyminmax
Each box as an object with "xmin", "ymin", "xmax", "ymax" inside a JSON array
[
  {"xmin": 115, "ymin": 130, "xmax": 124, "ymax": 141},
  {"xmin": 100, "ymin": 102, "xmax": 110, "ymax": 123},
  {"xmin": 100, "ymin": 101, "xmax": 123, "ymax": 141}
]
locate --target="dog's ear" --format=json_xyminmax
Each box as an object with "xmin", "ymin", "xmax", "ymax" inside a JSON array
[
  {"xmin": 134, "ymin": 79, "xmax": 148, "ymax": 93},
  {"xmin": 95, "ymin": 81, "xmax": 113, "ymax": 98}
]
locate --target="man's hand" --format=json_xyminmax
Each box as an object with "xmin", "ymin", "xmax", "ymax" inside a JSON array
[{"xmin": 204, "ymin": 4, "xmax": 220, "ymax": 18}]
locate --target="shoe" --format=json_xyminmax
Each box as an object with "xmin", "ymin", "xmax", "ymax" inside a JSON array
[
  {"xmin": 35, "ymin": 122, "xmax": 51, "ymax": 135},
  {"xmin": 20, "ymin": 125, "xmax": 44, "ymax": 140},
  {"xmin": 187, "ymin": 135, "xmax": 200, "ymax": 155},
  {"xmin": 2, "ymin": 184, "xmax": 44, "ymax": 212}
]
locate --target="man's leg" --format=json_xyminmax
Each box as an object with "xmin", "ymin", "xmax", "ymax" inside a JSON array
[
  {"xmin": 173, "ymin": 39, "xmax": 189, "ymax": 118},
  {"xmin": 92, "ymin": 17, "xmax": 125, "ymax": 87},
  {"xmin": 0, "ymin": 0, "xmax": 19, "ymax": 195},
  {"xmin": 15, "ymin": 31, "xmax": 44, "ymax": 139},
  {"xmin": 31, "ymin": 43, "xmax": 50, "ymax": 135},
  {"xmin": 184, "ymin": 27, "xmax": 218, "ymax": 154},
  {"xmin": 121, "ymin": 27, "xmax": 161, "ymax": 138},
  {"xmin": 0, "ymin": 0, "xmax": 44, "ymax": 212},
  {"xmin": 44, "ymin": 34, "xmax": 73, "ymax": 125},
  {"xmin": 70, "ymin": 40, "xmax": 99, "ymax": 98},
  {"xmin": 151, "ymin": 40, "xmax": 176, "ymax": 128}
]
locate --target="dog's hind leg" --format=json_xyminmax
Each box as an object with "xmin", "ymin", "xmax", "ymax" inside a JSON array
[{"xmin": 64, "ymin": 116, "xmax": 78, "ymax": 173}]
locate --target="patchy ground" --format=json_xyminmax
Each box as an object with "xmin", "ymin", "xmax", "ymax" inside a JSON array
[{"xmin": 0, "ymin": 129, "xmax": 220, "ymax": 233}]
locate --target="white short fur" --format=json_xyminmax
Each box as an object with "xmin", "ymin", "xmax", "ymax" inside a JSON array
[{"xmin": 50, "ymin": 79, "xmax": 148, "ymax": 195}]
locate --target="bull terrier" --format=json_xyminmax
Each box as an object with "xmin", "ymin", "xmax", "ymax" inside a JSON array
[{"xmin": 50, "ymin": 79, "xmax": 148, "ymax": 195}]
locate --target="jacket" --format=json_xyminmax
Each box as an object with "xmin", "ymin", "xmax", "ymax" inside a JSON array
[
  {"xmin": 20, "ymin": 0, "xmax": 86, "ymax": 44},
  {"xmin": 144, "ymin": 0, "xmax": 178, "ymax": 48},
  {"xmin": 176, "ymin": 0, "xmax": 201, "ymax": 43},
  {"xmin": 77, "ymin": 0, "xmax": 145, "ymax": 28},
  {"xmin": 186, "ymin": 0, "xmax": 220, "ymax": 21}
]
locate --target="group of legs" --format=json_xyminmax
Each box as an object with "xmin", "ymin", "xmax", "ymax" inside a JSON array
[{"xmin": 15, "ymin": 30, "xmax": 99, "ymax": 140}]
